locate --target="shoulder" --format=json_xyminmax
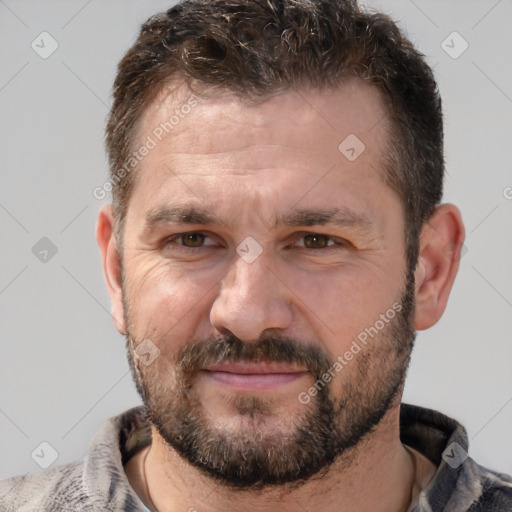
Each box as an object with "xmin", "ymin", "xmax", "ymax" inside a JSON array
[
  {"xmin": 0, "ymin": 460, "xmax": 89, "ymax": 511},
  {"xmin": 0, "ymin": 406, "xmax": 151, "ymax": 512},
  {"xmin": 399, "ymin": 404, "xmax": 512, "ymax": 511},
  {"xmin": 467, "ymin": 463, "xmax": 512, "ymax": 511}
]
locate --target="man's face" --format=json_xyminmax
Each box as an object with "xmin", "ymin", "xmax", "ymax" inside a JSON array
[{"xmin": 119, "ymin": 80, "xmax": 415, "ymax": 488}]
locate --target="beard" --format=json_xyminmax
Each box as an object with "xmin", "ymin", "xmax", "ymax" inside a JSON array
[{"xmin": 122, "ymin": 270, "xmax": 416, "ymax": 490}]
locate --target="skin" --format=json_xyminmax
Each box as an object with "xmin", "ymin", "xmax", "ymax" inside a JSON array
[{"xmin": 97, "ymin": 79, "xmax": 465, "ymax": 512}]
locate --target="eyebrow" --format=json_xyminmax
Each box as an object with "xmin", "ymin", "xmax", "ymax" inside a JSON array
[
  {"xmin": 274, "ymin": 208, "xmax": 374, "ymax": 233},
  {"xmin": 145, "ymin": 205, "xmax": 217, "ymax": 228},
  {"xmin": 143, "ymin": 205, "xmax": 375, "ymax": 234}
]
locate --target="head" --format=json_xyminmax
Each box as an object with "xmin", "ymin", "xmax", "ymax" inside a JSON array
[{"xmin": 97, "ymin": 0, "xmax": 464, "ymax": 490}]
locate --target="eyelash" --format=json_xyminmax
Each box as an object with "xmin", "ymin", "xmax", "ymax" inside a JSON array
[{"xmin": 162, "ymin": 232, "xmax": 349, "ymax": 253}]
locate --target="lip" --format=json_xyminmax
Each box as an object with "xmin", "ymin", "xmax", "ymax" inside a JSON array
[
  {"xmin": 204, "ymin": 361, "xmax": 307, "ymax": 374},
  {"xmin": 202, "ymin": 362, "xmax": 308, "ymax": 391}
]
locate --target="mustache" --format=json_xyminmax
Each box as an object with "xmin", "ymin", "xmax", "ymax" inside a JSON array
[{"xmin": 174, "ymin": 334, "xmax": 333, "ymax": 388}]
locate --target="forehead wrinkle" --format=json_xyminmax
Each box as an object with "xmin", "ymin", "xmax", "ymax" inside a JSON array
[{"xmin": 158, "ymin": 144, "xmax": 325, "ymax": 162}]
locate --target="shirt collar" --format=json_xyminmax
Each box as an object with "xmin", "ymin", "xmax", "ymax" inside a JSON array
[{"xmin": 82, "ymin": 403, "xmax": 472, "ymax": 510}]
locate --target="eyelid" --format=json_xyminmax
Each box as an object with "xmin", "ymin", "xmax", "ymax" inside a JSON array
[
  {"xmin": 292, "ymin": 232, "xmax": 350, "ymax": 249},
  {"xmin": 162, "ymin": 230, "xmax": 350, "ymax": 252},
  {"xmin": 164, "ymin": 231, "xmax": 218, "ymax": 249}
]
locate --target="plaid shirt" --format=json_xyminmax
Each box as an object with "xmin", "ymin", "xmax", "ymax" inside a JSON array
[{"xmin": 1, "ymin": 404, "xmax": 511, "ymax": 511}]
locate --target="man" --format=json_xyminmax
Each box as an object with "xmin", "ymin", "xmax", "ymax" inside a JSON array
[{"xmin": 1, "ymin": 0, "xmax": 511, "ymax": 510}]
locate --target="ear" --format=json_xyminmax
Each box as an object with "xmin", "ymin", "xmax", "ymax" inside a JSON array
[
  {"xmin": 96, "ymin": 204, "xmax": 126, "ymax": 335},
  {"xmin": 413, "ymin": 203, "xmax": 465, "ymax": 331}
]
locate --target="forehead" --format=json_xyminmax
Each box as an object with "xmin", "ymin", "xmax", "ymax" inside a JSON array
[
  {"xmin": 137, "ymin": 78, "xmax": 389, "ymax": 158},
  {"xmin": 125, "ymin": 78, "xmax": 396, "ymax": 232}
]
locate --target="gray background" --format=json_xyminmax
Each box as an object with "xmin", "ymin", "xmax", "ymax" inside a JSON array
[{"xmin": 1, "ymin": 0, "xmax": 511, "ymax": 479}]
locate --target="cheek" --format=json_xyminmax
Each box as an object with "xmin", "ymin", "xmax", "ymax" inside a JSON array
[
  {"xmin": 287, "ymin": 263, "xmax": 401, "ymax": 338},
  {"xmin": 124, "ymin": 257, "xmax": 218, "ymax": 346}
]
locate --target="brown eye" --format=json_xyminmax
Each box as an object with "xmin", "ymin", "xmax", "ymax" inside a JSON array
[
  {"xmin": 162, "ymin": 232, "xmax": 218, "ymax": 254},
  {"xmin": 301, "ymin": 234, "xmax": 334, "ymax": 249},
  {"xmin": 179, "ymin": 233, "xmax": 207, "ymax": 247}
]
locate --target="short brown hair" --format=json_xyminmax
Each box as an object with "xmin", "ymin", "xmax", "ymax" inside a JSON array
[{"xmin": 105, "ymin": 0, "xmax": 443, "ymax": 271}]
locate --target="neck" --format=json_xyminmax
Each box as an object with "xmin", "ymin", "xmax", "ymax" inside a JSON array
[{"xmin": 143, "ymin": 403, "xmax": 418, "ymax": 512}]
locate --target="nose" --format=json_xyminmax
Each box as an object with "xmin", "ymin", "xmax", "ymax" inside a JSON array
[{"xmin": 210, "ymin": 251, "xmax": 293, "ymax": 342}]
